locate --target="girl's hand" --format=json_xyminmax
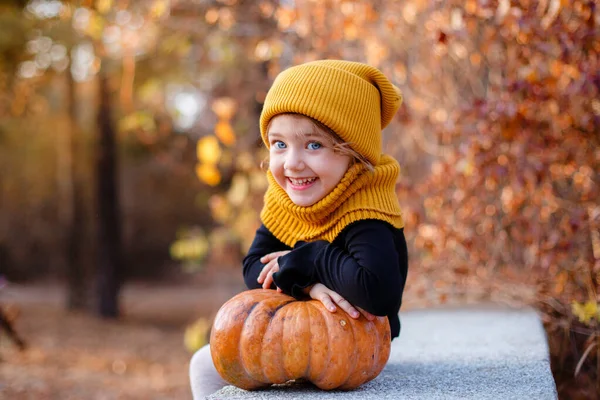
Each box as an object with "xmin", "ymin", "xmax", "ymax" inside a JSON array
[
  {"xmin": 306, "ymin": 283, "xmax": 375, "ymax": 321},
  {"xmin": 257, "ymin": 250, "xmax": 291, "ymax": 291}
]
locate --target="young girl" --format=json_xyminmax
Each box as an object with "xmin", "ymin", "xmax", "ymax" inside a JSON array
[{"xmin": 190, "ymin": 60, "xmax": 408, "ymax": 398}]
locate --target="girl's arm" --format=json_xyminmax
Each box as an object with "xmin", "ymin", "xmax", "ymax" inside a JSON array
[
  {"xmin": 243, "ymin": 225, "xmax": 292, "ymax": 290},
  {"xmin": 273, "ymin": 220, "xmax": 407, "ymax": 316}
]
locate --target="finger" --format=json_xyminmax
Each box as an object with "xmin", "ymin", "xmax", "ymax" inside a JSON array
[
  {"xmin": 259, "ymin": 253, "xmax": 276, "ymax": 263},
  {"xmin": 276, "ymin": 287, "xmax": 282, "ymax": 293},
  {"xmin": 317, "ymin": 293, "xmax": 337, "ymax": 312},
  {"xmin": 260, "ymin": 251, "xmax": 286, "ymax": 263},
  {"xmin": 257, "ymin": 259, "xmax": 276, "ymax": 283},
  {"xmin": 331, "ymin": 295, "xmax": 359, "ymax": 319},
  {"xmin": 263, "ymin": 261, "xmax": 280, "ymax": 289},
  {"xmin": 257, "ymin": 266, "xmax": 267, "ymax": 284},
  {"xmin": 262, "ymin": 269, "xmax": 275, "ymax": 289}
]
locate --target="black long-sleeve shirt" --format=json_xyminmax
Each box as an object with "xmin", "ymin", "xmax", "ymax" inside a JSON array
[{"xmin": 242, "ymin": 219, "xmax": 408, "ymax": 339}]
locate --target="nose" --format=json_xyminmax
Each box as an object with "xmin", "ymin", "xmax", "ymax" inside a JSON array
[{"xmin": 283, "ymin": 149, "xmax": 305, "ymax": 171}]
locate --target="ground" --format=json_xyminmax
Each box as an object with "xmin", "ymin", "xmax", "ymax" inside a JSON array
[
  {"xmin": 0, "ymin": 269, "xmax": 541, "ymax": 399},
  {"xmin": 0, "ymin": 270, "xmax": 246, "ymax": 400}
]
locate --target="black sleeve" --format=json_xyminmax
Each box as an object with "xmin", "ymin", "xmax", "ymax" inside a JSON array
[
  {"xmin": 273, "ymin": 220, "xmax": 405, "ymax": 316},
  {"xmin": 242, "ymin": 225, "xmax": 292, "ymax": 290}
]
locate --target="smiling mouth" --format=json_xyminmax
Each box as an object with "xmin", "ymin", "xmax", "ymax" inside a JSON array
[{"xmin": 287, "ymin": 177, "xmax": 317, "ymax": 187}]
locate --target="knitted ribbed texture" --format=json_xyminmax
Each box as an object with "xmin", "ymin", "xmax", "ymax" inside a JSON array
[
  {"xmin": 260, "ymin": 155, "xmax": 404, "ymax": 247},
  {"xmin": 260, "ymin": 60, "xmax": 402, "ymax": 166}
]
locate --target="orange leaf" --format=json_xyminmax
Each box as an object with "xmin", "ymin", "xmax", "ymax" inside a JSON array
[
  {"xmin": 553, "ymin": 271, "xmax": 567, "ymax": 295},
  {"xmin": 195, "ymin": 163, "xmax": 221, "ymax": 186},
  {"xmin": 215, "ymin": 121, "xmax": 236, "ymax": 146},
  {"xmin": 211, "ymin": 97, "xmax": 237, "ymax": 120},
  {"xmin": 197, "ymin": 136, "xmax": 221, "ymax": 164}
]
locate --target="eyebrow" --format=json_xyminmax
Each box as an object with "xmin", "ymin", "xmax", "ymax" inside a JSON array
[{"xmin": 268, "ymin": 132, "xmax": 323, "ymax": 139}]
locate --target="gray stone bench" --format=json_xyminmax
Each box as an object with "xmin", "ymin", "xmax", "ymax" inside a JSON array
[{"xmin": 208, "ymin": 306, "xmax": 558, "ymax": 399}]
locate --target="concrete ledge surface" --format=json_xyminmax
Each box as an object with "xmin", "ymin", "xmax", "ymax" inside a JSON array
[{"xmin": 208, "ymin": 307, "xmax": 558, "ymax": 399}]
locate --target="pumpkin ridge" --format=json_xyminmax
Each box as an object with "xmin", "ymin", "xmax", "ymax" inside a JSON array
[
  {"xmin": 371, "ymin": 321, "xmax": 379, "ymax": 377},
  {"xmin": 210, "ymin": 294, "xmax": 267, "ymax": 390},
  {"xmin": 279, "ymin": 304, "xmax": 295, "ymax": 381},
  {"xmin": 305, "ymin": 301, "xmax": 328, "ymax": 384},
  {"xmin": 281, "ymin": 301, "xmax": 310, "ymax": 380},
  {"xmin": 368, "ymin": 317, "xmax": 391, "ymax": 381},
  {"xmin": 260, "ymin": 299, "xmax": 289, "ymax": 383},
  {"xmin": 311, "ymin": 301, "xmax": 331, "ymax": 386},
  {"xmin": 239, "ymin": 296, "xmax": 284, "ymax": 383},
  {"xmin": 339, "ymin": 314, "xmax": 357, "ymax": 387},
  {"xmin": 306, "ymin": 302, "xmax": 312, "ymax": 379}
]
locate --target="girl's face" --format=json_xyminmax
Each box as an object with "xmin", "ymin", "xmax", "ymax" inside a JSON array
[{"xmin": 267, "ymin": 114, "xmax": 352, "ymax": 207}]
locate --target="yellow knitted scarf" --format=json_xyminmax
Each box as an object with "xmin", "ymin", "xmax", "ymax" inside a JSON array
[{"xmin": 260, "ymin": 154, "xmax": 405, "ymax": 247}]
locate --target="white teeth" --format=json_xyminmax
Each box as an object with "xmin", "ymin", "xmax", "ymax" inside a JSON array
[{"xmin": 289, "ymin": 177, "xmax": 316, "ymax": 185}]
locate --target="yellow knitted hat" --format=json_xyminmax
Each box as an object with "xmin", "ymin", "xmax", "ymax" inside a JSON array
[{"xmin": 260, "ymin": 60, "xmax": 402, "ymax": 166}]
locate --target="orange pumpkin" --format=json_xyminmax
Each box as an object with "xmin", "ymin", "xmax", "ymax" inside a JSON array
[{"xmin": 210, "ymin": 289, "xmax": 391, "ymax": 390}]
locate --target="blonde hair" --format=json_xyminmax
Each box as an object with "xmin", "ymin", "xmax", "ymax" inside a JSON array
[{"xmin": 263, "ymin": 113, "xmax": 374, "ymax": 172}]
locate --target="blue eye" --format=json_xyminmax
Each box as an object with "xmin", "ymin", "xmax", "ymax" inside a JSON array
[
  {"xmin": 307, "ymin": 142, "xmax": 322, "ymax": 150},
  {"xmin": 273, "ymin": 141, "xmax": 286, "ymax": 149}
]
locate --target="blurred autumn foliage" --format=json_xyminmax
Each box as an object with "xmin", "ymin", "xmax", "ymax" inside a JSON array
[{"xmin": 0, "ymin": 0, "xmax": 598, "ymax": 398}]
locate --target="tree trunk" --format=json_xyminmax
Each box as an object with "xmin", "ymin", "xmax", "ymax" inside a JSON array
[
  {"xmin": 95, "ymin": 72, "xmax": 122, "ymax": 318},
  {"xmin": 64, "ymin": 67, "xmax": 87, "ymax": 311}
]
